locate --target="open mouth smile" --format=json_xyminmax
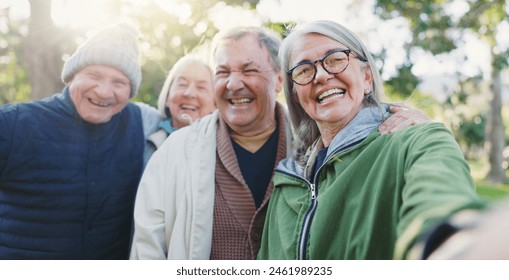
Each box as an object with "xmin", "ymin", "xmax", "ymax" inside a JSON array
[
  {"xmin": 229, "ymin": 98, "xmax": 254, "ymax": 105},
  {"xmin": 181, "ymin": 104, "xmax": 198, "ymax": 112},
  {"xmin": 89, "ymin": 98, "xmax": 110, "ymax": 107},
  {"xmin": 316, "ymin": 88, "xmax": 345, "ymax": 103}
]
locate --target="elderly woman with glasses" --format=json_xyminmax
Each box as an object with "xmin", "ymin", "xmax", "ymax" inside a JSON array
[{"xmin": 257, "ymin": 20, "xmax": 487, "ymax": 260}]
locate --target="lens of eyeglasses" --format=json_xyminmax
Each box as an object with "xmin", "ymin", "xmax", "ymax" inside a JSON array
[
  {"xmin": 290, "ymin": 64, "xmax": 315, "ymax": 85},
  {"xmin": 290, "ymin": 50, "xmax": 350, "ymax": 85},
  {"xmin": 323, "ymin": 51, "xmax": 349, "ymax": 74}
]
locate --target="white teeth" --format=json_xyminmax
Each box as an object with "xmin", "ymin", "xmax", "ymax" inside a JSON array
[
  {"xmin": 181, "ymin": 105, "xmax": 197, "ymax": 111},
  {"xmin": 230, "ymin": 98, "xmax": 253, "ymax": 105},
  {"xmin": 90, "ymin": 99, "xmax": 108, "ymax": 107},
  {"xmin": 317, "ymin": 89, "xmax": 345, "ymax": 103}
]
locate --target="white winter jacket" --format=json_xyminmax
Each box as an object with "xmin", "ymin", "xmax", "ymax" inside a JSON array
[{"xmin": 130, "ymin": 111, "xmax": 219, "ymax": 259}]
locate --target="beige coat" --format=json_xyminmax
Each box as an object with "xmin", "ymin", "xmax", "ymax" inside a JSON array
[{"xmin": 130, "ymin": 111, "xmax": 218, "ymax": 259}]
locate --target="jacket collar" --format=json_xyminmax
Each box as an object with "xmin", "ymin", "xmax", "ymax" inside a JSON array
[
  {"xmin": 159, "ymin": 118, "xmax": 178, "ymax": 134},
  {"xmin": 277, "ymin": 105, "xmax": 389, "ymax": 180},
  {"xmin": 57, "ymin": 86, "xmax": 80, "ymax": 119}
]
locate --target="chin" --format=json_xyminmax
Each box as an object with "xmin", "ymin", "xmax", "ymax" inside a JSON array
[{"xmin": 82, "ymin": 115, "xmax": 112, "ymax": 124}]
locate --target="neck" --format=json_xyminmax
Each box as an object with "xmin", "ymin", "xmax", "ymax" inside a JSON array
[
  {"xmin": 230, "ymin": 122, "xmax": 276, "ymax": 153},
  {"xmin": 319, "ymin": 124, "xmax": 345, "ymax": 147}
]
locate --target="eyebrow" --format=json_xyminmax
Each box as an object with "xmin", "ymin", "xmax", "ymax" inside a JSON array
[
  {"xmin": 216, "ymin": 61, "xmax": 258, "ymax": 70},
  {"xmin": 175, "ymin": 76, "xmax": 189, "ymax": 82},
  {"xmin": 242, "ymin": 61, "xmax": 258, "ymax": 68},
  {"xmin": 175, "ymin": 76, "xmax": 210, "ymax": 85},
  {"xmin": 196, "ymin": 80, "xmax": 211, "ymax": 85},
  {"xmin": 295, "ymin": 48, "xmax": 342, "ymax": 64}
]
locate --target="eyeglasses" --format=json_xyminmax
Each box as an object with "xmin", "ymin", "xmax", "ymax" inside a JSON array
[{"xmin": 287, "ymin": 49, "xmax": 366, "ymax": 85}]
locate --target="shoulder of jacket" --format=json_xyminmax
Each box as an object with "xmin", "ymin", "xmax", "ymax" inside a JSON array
[
  {"xmin": 157, "ymin": 112, "xmax": 218, "ymax": 150},
  {"xmin": 388, "ymin": 122, "xmax": 447, "ymax": 138},
  {"xmin": 188, "ymin": 110, "xmax": 219, "ymax": 136}
]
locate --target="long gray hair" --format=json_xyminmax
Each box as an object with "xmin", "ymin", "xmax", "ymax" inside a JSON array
[
  {"xmin": 280, "ymin": 20, "xmax": 386, "ymax": 161},
  {"xmin": 156, "ymin": 55, "xmax": 213, "ymax": 118}
]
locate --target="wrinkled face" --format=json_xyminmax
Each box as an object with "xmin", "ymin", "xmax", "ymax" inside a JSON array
[
  {"xmin": 213, "ymin": 34, "xmax": 282, "ymax": 134},
  {"xmin": 167, "ymin": 62, "xmax": 215, "ymax": 129},
  {"xmin": 290, "ymin": 33, "xmax": 372, "ymax": 133},
  {"xmin": 69, "ymin": 65, "xmax": 131, "ymax": 124}
]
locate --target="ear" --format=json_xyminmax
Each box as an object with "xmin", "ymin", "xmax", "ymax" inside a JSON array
[
  {"xmin": 275, "ymin": 70, "xmax": 284, "ymax": 93},
  {"xmin": 363, "ymin": 65, "xmax": 373, "ymax": 94}
]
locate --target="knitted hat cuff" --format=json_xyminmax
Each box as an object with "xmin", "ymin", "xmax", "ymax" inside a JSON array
[
  {"xmin": 61, "ymin": 24, "xmax": 141, "ymax": 98},
  {"xmin": 61, "ymin": 47, "xmax": 141, "ymax": 97}
]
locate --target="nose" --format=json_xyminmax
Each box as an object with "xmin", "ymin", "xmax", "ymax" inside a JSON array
[
  {"xmin": 314, "ymin": 62, "xmax": 333, "ymax": 83},
  {"xmin": 313, "ymin": 62, "xmax": 332, "ymax": 84},
  {"xmin": 183, "ymin": 85, "xmax": 197, "ymax": 98},
  {"xmin": 225, "ymin": 71, "xmax": 245, "ymax": 92},
  {"xmin": 95, "ymin": 81, "xmax": 113, "ymax": 98}
]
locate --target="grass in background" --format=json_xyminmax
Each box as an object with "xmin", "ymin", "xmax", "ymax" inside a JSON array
[{"xmin": 469, "ymin": 159, "xmax": 509, "ymax": 201}]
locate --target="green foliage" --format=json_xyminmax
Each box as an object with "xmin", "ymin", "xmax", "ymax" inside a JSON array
[
  {"xmin": 132, "ymin": 0, "xmax": 262, "ymax": 106},
  {"xmin": 460, "ymin": 0, "xmax": 506, "ymax": 39},
  {"xmin": 493, "ymin": 50, "xmax": 509, "ymax": 72},
  {"xmin": 458, "ymin": 113, "xmax": 485, "ymax": 149},
  {"xmin": 376, "ymin": 0, "xmax": 508, "ymax": 168},
  {"xmin": 376, "ymin": 0, "xmax": 455, "ymax": 54},
  {"xmin": 0, "ymin": 10, "xmax": 31, "ymax": 105},
  {"xmin": 384, "ymin": 63, "xmax": 420, "ymax": 99},
  {"xmin": 384, "ymin": 83, "xmax": 442, "ymax": 122},
  {"xmin": 266, "ymin": 21, "xmax": 296, "ymax": 39},
  {"xmin": 1, "ymin": 0, "xmax": 263, "ymax": 106},
  {"xmin": 218, "ymin": 0, "xmax": 258, "ymax": 9},
  {"xmin": 440, "ymin": 76, "xmax": 488, "ymax": 157}
]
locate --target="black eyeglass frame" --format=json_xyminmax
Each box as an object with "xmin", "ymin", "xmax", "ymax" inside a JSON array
[{"xmin": 287, "ymin": 49, "xmax": 367, "ymax": 86}]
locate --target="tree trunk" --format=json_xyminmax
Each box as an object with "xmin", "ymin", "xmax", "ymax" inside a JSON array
[
  {"xmin": 24, "ymin": 0, "xmax": 64, "ymax": 100},
  {"xmin": 484, "ymin": 50, "xmax": 507, "ymax": 185}
]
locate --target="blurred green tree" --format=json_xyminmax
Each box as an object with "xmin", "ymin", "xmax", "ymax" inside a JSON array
[
  {"xmin": 1, "ymin": 0, "xmax": 262, "ymax": 106},
  {"xmin": 0, "ymin": 7, "xmax": 30, "ymax": 104},
  {"xmin": 376, "ymin": 0, "xmax": 509, "ymax": 184}
]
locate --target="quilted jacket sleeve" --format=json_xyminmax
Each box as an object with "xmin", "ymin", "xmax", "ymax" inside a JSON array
[{"xmin": 0, "ymin": 104, "xmax": 17, "ymax": 176}]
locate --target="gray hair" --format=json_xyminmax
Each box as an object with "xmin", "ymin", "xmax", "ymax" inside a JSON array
[
  {"xmin": 210, "ymin": 26, "xmax": 282, "ymax": 72},
  {"xmin": 280, "ymin": 20, "xmax": 385, "ymax": 161},
  {"xmin": 156, "ymin": 55, "xmax": 213, "ymax": 118}
]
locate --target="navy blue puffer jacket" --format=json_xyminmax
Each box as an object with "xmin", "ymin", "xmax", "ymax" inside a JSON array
[{"xmin": 0, "ymin": 88, "xmax": 144, "ymax": 259}]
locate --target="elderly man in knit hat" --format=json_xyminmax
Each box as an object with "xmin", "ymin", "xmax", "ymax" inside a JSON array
[{"xmin": 0, "ymin": 24, "xmax": 160, "ymax": 259}]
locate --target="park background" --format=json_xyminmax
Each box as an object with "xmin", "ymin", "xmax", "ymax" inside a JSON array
[{"xmin": 1, "ymin": 0, "xmax": 509, "ymax": 200}]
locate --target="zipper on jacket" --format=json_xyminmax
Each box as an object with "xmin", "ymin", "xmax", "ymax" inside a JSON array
[
  {"xmin": 282, "ymin": 138, "xmax": 365, "ymax": 259},
  {"xmin": 274, "ymin": 168, "xmax": 317, "ymax": 260},
  {"xmin": 298, "ymin": 182, "xmax": 317, "ymax": 260},
  {"xmin": 276, "ymin": 141, "xmax": 361, "ymax": 259}
]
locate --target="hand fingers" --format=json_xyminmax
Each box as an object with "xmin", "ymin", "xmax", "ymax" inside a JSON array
[
  {"xmin": 380, "ymin": 107, "xmax": 430, "ymax": 135},
  {"xmin": 389, "ymin": 104, "xmax": 411, "ymax": 113}
]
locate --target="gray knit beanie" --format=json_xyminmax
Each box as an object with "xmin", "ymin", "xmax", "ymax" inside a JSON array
[{"xmin": 61, "ymin": 24, "xmax": 142, "ymax": 97}]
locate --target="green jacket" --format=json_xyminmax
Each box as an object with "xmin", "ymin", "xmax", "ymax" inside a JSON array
[{"xmin": 258, "ymin": 122, "xmax": 485, "ymax": 260}]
